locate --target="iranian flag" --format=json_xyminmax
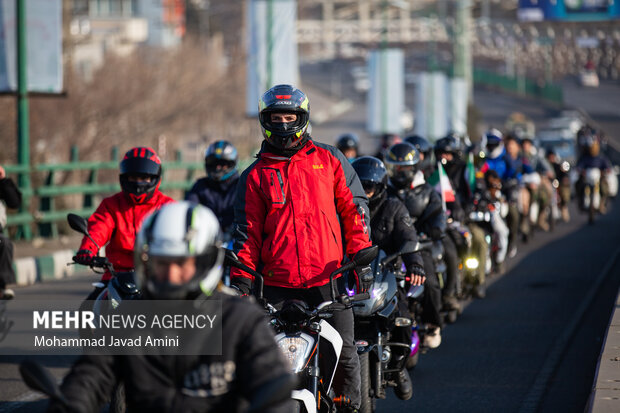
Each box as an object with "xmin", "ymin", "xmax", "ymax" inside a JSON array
[{"xmin": 428, "ymin": 162, "xmax": 456, "ymax": 210}]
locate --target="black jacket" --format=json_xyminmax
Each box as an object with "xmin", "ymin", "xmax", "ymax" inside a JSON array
[
  {"xmin": 443, "ymin": 159, "xmax": 472, "ymax": 206},
  {"xmin": 390, "ymin": 184, "xmax": 446, "ymax": 239},
  {"xmin": 50, "ymin": 289, "xmax": 294, "ymax": 413},
  {"xmin": 369, "ymin": 193, "xmax": 424, "ymax": 271},
  {"xmin": 0, "ymin": 177, "xmax": 22, "ymax": 232},
  {"xmin": 185, "ymin": 174, "xmax": 240, "ymax": 234}
]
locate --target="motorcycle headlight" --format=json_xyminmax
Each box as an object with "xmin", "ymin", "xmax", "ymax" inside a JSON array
[
  {"xmin": 276, "ymin": 333, "xmax": 314, "ymax": 373},
  {"xmin": 465, "ymin": 257, "xmax": 479, "ymax": 270}
]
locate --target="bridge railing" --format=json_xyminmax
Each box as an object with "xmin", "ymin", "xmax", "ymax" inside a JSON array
[
  {"xmin": 473, "ymin": 67, "xmax": 564, "ymax": 105},
  {"xmin": 3, "ymin": 146, "xmax": 206, "ymax": 240}
]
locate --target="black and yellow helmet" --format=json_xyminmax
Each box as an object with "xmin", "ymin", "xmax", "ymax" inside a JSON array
[
  {"xmin": 384, "ymin": 142, "xmax": 421, "ymax": 189},
  {"xmin": 259, "ymin": 84, "xmax": 310, "ymax": 149}
]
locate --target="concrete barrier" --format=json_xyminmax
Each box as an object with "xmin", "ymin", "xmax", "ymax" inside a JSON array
[{"xmin": 12, "ymin": 249, "xmax": 77, "ymax": 286}]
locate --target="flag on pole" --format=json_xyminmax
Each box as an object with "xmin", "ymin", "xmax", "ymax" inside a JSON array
[
  {"xmin": 465, "ymin": 152, "xmax": 477, "ymax": 194},
  {"xmin": 428, "ymin": 162, "xmax": 456, "ymax": 210}
]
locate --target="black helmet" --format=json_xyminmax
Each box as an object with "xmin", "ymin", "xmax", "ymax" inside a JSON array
[
  {"xmin": 383, "ymin": 142, "xmax": 420, "ymax": 189},
  {"xmin": 352, "ymin": 156, "xmax": 388, "ymax": 206},
  {"xmin": 119, "ymin": 147, "xmax": 162, "ymax": 204},
  {"xmin": 404, "ymin": 135, "xmax": 432, "ymax": 158},
  {"xmin": 434, "ymin": 133, "xmax": 463, "ymax": 163},
  {"xmin": 337, "ymin": 133, "xmax": 359, "ymax": 151},
  {"xmin": 204, "ymin": 140, "xmax": 238, "ymax": 181},
  {"xmin": 258, "ymin": 84, "xmax": 310, "ymax": 150}
]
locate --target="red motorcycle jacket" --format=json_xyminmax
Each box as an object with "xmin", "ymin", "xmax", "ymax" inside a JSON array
[
  {"xmin": 231, "ymin": 139, "xmax": 372, "ymax": 289},
  {"xmin": 79, "ymin": 190, "xmax": 174, "ymax": 280}
]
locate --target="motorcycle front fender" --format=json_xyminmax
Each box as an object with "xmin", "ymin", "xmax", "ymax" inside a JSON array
[{"xmin": 291, "ymin": 389, "xmax": 317, "ymax": 413}]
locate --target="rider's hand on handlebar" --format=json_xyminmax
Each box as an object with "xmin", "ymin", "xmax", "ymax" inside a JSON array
[
  {"xmin": 230, "ymin": 276, "xmax": 252, "ymax": 297},
  {"xmin": 73, "ymin": 249, "xmax": 95, "ymax": 266},
  {"xmin": 407, "ymin": 264, "xmax": 426, "ymax": 286},
  {"xmin": 355, "ymin": 265, "xmax": 374, "ymax": 293}
]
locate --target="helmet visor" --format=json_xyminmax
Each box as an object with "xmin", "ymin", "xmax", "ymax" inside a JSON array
[
  {"xmin": 260, "ymin": 110, "xmax": 307, "ymax": 132},
  {"xmin": 120, "ymin": 157, "xmax": 161, "ymax": 176},
  {"xmin": 361, "ymin": 181, "xmax": 382, "ymax": 195}
]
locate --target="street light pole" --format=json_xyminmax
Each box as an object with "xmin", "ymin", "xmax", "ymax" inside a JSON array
[{"xmin": 16, "ymin": 0, "xmax": 32, "ymax": 239}]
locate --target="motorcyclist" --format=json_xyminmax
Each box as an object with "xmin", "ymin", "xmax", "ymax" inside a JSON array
[
  {"xmin": 404, "ymin": 134, "xmax": 434, "ymax": 179},
  {"xmin": 0, "ymin": 165, "xmax": 21, "ymax": 299},
  {"xmin": 545, "ymin": 150, "xmax": 571, "ymax": 222},
  {"xmin": 336, "ymin": 133, "xmax": 360, "ymax": 161},
  {"xmin": 351, "ymin": 156, "xmax": 426, "ymax": 400},
  {"xmin": 374, "ymin": 133, "xmax": 402, "ymax": 162},
  {"xmin": 73, "ymin": 147, "xmax": 174, "ymax": 301},
  {"xmin": 186, "ymin": 140, "xmax": 240, "ymax": 237},
  {"xmin": 230, "ymin": 84, "xmax": 372, "ymax": 412},
  {"xmin": 575, "ymin": 132, "xmax": 612, "ymax": 213},
  {"xmin": 383, "ymin": 142, "xmax": 444, "ymax": 348},
  {"xmin": 482, "ymin": 170, "xmax": 510, "ymax": 273},
  {"xmin": 48, "ymin": 202, "xmax": 295, "ymax": 413},
  {"xmin": 480, "ymin": 129, "xmax": 530, "ymax": 256},
  {"xmin": 434, "ymin": 134, "xmax": 489, "ymax": 297},
  {"xmin": 521, "ymin": 138, "xmax": 555, "ymax": 231}
]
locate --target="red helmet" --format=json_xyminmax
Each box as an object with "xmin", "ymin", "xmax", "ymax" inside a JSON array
[{"xmin": 119, "ymin": 147, "xmax": 162, "ymax": 204}]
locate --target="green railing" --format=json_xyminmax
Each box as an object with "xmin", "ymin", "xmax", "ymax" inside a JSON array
[
  {"xmin": 3, "ymin": 146, "xmax": 254, "ymax": 240},
  {"xmin": 473, "ymin": 67, "xmax": 564, "ymax": 105}
]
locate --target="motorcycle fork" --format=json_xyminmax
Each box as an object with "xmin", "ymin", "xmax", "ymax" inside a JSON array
[
  {"xmin": 374, "ymin": 332, "xmax": 386, "ymax": 399},
  {"xmin": 310, "ymin": 339, "xmax": 320, "ymax": 403}
]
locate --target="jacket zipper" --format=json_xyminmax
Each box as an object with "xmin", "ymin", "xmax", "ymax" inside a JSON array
[{"xmin": 286, "ymin": 160, "xmax": 303, "ymax": 283}]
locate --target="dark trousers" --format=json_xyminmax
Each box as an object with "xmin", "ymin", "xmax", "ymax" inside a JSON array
[
  {"xmin": 263, "ymin": 278, "xmax": 362, "ymax": 408},
  {"xmin": 0, "ymin": 234, "xmax": 15, "ymax": 290},
  {"xmin": 442, "ymin": 235, "xmax": 459, "ymax": 298},
  {"xmin": 507, "ymin": 203, "xmax": 520, "ymax": 248},
  {"xmin": 420, "ymin": 250, "xmax": 443, "ymax": 327}
]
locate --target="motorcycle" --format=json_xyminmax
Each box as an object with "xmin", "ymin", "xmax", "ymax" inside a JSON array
[
  {"xmin": 224, "ymin": 246, "xmax": 379, "ymax": 413},
  {"xmin": 353, "ymin": 246, "xmax": 421, "ymax": 412},
  {"xmin": 67, "ymin": 213, "xmax": 140, "ymax": 413},
  {"xmin": 582, "ymin": 168, "xmax": 602, "ymax": 224}
]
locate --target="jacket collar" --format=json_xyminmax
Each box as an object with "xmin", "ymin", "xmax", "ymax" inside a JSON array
[{"xmin": 260, "ymin": 139, "xmax": 315, "ymax": 162}]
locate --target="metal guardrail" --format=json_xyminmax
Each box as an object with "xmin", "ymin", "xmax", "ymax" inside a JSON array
[
  {"xmin": 473, "ymin": 68, "xmax": 564, "ymax": 105},
  {"xmin": 3, "ymin": 146, "xmax": 254, "ymax": 240}
]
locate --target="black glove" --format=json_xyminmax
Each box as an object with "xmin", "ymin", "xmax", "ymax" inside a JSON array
[
  {"xmin": 354, "ymin": 265, "xmax": 373, "ymax": 294},
  {"xmin": 429, "ymin": 227, "xmax": 443, "ymax": 241},
  {"xmin": 409, "ymin": 264, "xmax": 426, "ymax": 278},
  {"xmin": 230, "ymin": 277, "xmax": 252, "ymax": 296},
  {"xmin": 73, "ymin": 249, "xmax": 95, "ymax": 266}
]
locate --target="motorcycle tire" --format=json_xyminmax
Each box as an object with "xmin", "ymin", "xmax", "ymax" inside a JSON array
[
  {"xmin": 406, "ymin": 351, "xmax": 419, "ymax": 370},
  {"xmin": 589, "ymin": 193, "xmax": 595, "ymax": 225},
  {"xmin": 110, "ymin": 382, "xmax": 126, "ymax": 413},
  {"xmin": 291, "ymin": 400, "xmax": 304, "ymax": 413},
  {"xmin": 359, "ymin": 352, "xmax": 375, "ymax": 413}
]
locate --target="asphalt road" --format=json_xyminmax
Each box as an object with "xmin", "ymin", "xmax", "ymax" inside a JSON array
[
  {"xmin": 377, "ymin": 197, "xmax": 620, "ymax": 413},
  {"xmin": 0, "ymin": 274, "xmax": 92, "ymax": 411}
]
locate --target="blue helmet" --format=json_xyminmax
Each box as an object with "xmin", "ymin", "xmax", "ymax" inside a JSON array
[{"xmin": 204, "ymin": 141, "xmax": 238, "ymax": 181}]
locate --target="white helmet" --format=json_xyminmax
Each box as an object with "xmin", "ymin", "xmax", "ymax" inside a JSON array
[{"xmin": 135, "ymin": 201, "xmax": 224, "ymax": 299}]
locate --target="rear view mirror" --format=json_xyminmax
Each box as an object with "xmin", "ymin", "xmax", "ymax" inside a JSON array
[
  {"xmin": 67, "ymin": 213, "xmax": 89, "ymax": 236},
  {"xmin": 352, "ymin": 245, "xmax": 379, "ymax": 266}
]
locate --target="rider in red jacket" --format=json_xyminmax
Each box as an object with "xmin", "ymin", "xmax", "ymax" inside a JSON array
[
  {"xmin": 231, "ymin": 84, "xmax": 372, "ymax": 412},
  {"xmin": 73, "ymin": 147, "xmax": 174, "ymax": 295}
]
